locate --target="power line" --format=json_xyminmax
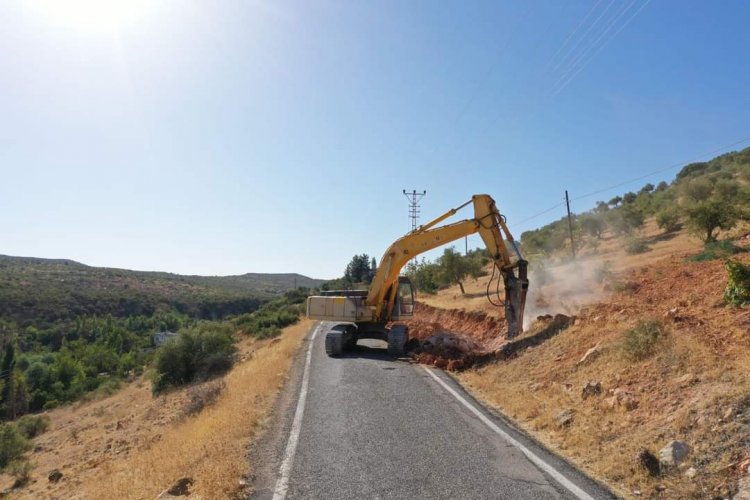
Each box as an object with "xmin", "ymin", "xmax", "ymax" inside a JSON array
[
  {"xmin": 511, "ymin": 133, "xmax": 750, "ymax": 228},
  {"xmin": 504, "ymin": 0, "xmax": 650, "ymax": 131},
  {"xmin": 550, "ymin": 0, "xmax": 638, "ymax": 95},
  {"xmin": 548, "ymin": 0, "xmax": 618, "ymax": 77},
  {"xmin": 512, "ymin": 202, "xmax": 566, "ymax": 227},
  {"xmin": 542, "ymin": 0, "xmax": 604, "ymax": 75},
  {"xmin": 551, "ymin": 0, "xmax": 651, "ymax": 98},
  {"xmin": 572, "ymin": 133, "xmax": 750, "ymax": 202}
]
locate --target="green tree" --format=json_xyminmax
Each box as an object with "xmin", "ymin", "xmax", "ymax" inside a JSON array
[
  {"xmin": 608, "ymin": 195, "xmax": 623, "ymax": 206},
  {"xmin": 606, "ymin": 206, "xmax": 644, "ymax": 235},
  {"xmin": 714, "ymin": 179, "xmax": 740, "ymax": 200},
  {"xmin": 405, "ymin": 258, "xmax": 440, "ymax": 294},
  {"xmin": 0, "ymin": 343, "xmax": 16, "ymax": 420},
  {"xmin": 639, "ymin": 183, "xmax": 655, "ymax": 194},
  {"xmin": 52, "ymin": 350, "xmax": 85, "ymax": 401},
  {"xmin": 655, "ymin": 208, "xmax": 681, "ymax": 233},
  {"xmin": 686, "ymin": 200, "xmax": 739, "ymax": 242},
  {"xmin": 655, "ymin": 181, "xmax": 669, "ymax": 192},
  {"xmin": 578, "ymin": 213, "xmax": 606, "ymax": 239},
  {"xmin": 622, "ymin": 192, "xmax": 637, "ymax": 204},
  {"xmin": 438, "ymin": 247, "xmax": 470, "ymax": 294},
  {"xmin": 682, "ymin": 177, "xmax": 714, "ymax": 202},
  {"xmin": 622, "ymin": 206, "xmax": 645, "ymax": 233},
  {"xmin": 344, "ymin": 254, "xmax": 373, "ymax": 284}
]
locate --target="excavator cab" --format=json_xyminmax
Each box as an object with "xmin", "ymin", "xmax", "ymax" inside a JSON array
[{"xmin": 392, "ymin": 276, "xmax": 415, "ymax": 320}]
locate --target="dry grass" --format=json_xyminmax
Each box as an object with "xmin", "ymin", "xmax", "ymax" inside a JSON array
[{"xmin": 1, "ymin": 320, "xmax": 312, "ymax": 499}]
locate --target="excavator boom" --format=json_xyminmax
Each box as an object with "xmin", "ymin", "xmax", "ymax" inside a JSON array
[{"xmin": 367, "ymin": 194, "xmax": 527, "ymax": 335}]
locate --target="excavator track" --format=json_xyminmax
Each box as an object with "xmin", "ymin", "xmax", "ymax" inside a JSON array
[{"xmin": 387, "ymin": 325, "xmax": 409, "ymax": 357}]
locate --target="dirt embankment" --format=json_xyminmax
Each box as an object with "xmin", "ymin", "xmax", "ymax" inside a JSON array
[
  {"xmin": 407, "ymin": 246, "xmax": 750, "ymax": 498},
  {"xmin": 403, "ymin": 302, "xmax": 574, "ymax": 371}
]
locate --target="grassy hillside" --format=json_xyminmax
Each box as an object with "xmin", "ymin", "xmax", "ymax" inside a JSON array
[
  {"xmin": 0, "ymin": 255, "xmax": 323, "ymax": 326},
  {"xmin": 521, "ymin": 146, "xmax": 750, "ymax": 259},
  {"xmin": 0, "ymin": 255, "xmax": 321, "ymax": 424}
]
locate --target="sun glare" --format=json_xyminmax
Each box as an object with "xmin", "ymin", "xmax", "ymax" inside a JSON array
[{"xmin": 32, "ymin": 0, "xmax": 154, "ymax": 35}]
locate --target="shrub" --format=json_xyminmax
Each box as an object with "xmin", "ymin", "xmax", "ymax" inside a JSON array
[
  {"xmin": 15, "ymin": 415, "xmax": 50, "ymax": 439},
  {"xmin": 152, "ymin": 327, "xmax": 237, "ymax": 393},
  {"xmin": 8, "ymin": 459, "xmax": 32, "ymax": 487},
  {"xmin": 235, "ymin": 297, "xmax": 303, "ymax": 339},
  {"xmin": 622, "ymin": 319, "xmax": 666, "ymax": 360},
  {"xmin": 625, "ymin": 237, "xmax": 650, "ymax": 255},
  {"xmin": 724, "ymin": 259, "xmax": 750, "ymax": 306},
  {"xmin": 690, "ymin": 240, "xmax": 745, "ymax": 262},
  {"xmin": 0, "ymin": 423, "xmax": 30, "ymax": 469},
  {"xmin": 656, "ymin": 209, "xmax": 681, "ymax": 233}
]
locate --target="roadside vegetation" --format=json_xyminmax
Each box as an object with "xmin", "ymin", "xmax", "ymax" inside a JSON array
[
  {"xmin": 0, "ymin": 256, "xmax": 317, "ymax": 426},
  {"xmin": 152, "ymin": 289, "xmax": 309, "ymax": 393},
  {"xmin": 520, "ymin": 146, "xmax": 750, "ymax": 260},
  {"xmin": 325, "ymin": 249, "xmax": 490, "ymax": 296}
]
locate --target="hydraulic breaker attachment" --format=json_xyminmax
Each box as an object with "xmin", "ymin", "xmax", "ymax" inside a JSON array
[{"xmin": 503, "ymin": 260, "xmax": 528, "ymax": 339}]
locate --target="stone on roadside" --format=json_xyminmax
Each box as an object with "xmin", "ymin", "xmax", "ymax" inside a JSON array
[
  {"xmin": 659, "ymin": 440, "xmax": 690, "ymax": 468},
  {"xmin": 48, "ymin": 469, "xmax": 63, "ymax": 483},
  {"xmin": 555, "ymin": 409, "xmax": 574, "ymax": 428},
  {"xmin": 577, "ymin": 343, "xmax": 603, "ymax": 365},
  {"xmin": 581, "ymin": 381, "xmax": 602, "ymax": 400},
  {"xmin": 721, "ymin": 406, "xmax": 735, "ymax": 422}
]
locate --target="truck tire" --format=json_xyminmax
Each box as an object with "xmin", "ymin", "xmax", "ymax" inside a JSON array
[
  {"xmin": 387, "ymin": 326, "xmax": 409, "ymax": 357},
  {"xmin": 325, "ymin": 330, "xmax": 344, "ymax": 357}
]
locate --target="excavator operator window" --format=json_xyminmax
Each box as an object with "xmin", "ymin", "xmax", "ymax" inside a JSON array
[{"xmin": 397, "ymin": 277, "xmax": 414, "ymax": 316}]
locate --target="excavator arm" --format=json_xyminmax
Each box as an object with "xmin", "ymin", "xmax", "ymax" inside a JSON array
[{"xmin": 367, "ymin": 194, "xmax": 528, "ymax": 337}]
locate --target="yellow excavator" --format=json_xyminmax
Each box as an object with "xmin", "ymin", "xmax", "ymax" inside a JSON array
[{"xmin": 306, "ymin": 194, "xmax": 529, "ymax": 357}]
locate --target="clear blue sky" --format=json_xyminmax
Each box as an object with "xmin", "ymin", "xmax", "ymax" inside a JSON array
[{"xmin": 2, "ymin": 1, "xmax": 749, "ymax": 279}]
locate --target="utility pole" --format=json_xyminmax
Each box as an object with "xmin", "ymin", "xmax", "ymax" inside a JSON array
[
  {"xmin": 565, "ymin": 190, "xmax": 576, "ymax": 259},
  {"xmin": 403, "ymin": 189, "xmax": 426, "ymax": 268},
  {"xmin": 403, "ymin": 189, "xmax": 426, "ymax": 232}
]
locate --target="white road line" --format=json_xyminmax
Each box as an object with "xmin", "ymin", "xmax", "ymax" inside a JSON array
[
  {"xmin": 423, "ymin": 366, "xmax": 595, "ymax": 500},
  {"xmin": 272, "ymin": 323, "xmax": 322, "ymax": 500}
]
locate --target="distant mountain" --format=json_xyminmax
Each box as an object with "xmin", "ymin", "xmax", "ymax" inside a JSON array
[{"xmin": 0, "ymin": 255, "xmax": 324, "ymax": 326}]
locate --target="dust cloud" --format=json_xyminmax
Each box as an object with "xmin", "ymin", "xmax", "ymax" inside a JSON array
[{"xmin": 523, "ymin": 257, "xmax": 612, "ymax": 328}]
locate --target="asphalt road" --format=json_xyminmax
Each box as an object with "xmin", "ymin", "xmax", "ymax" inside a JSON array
[{"xmin": 250, "ymin": 322, "xmax": 615, "ymax": 500}]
